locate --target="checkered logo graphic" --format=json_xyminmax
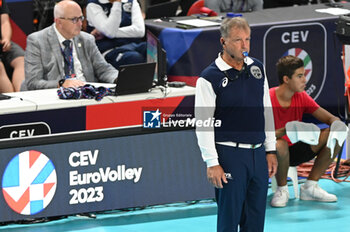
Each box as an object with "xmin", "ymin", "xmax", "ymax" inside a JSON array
[
  {"xmin": 283, "ymin": 48, "xmax": 313, "ymax": 82},
  {"xmin": 2, "ymin": 150, "xmax": 57, "ymax": 215},
  {"xmin": 143, "ymin": 109, "xmax": 161, "ymax": 128}
]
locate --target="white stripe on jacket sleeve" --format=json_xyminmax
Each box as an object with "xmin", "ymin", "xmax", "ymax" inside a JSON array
[{"xmin": 195, "ymin": 77, "xmax": 219, "ymax": 167}]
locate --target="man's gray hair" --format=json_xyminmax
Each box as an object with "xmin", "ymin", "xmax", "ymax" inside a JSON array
[{"xmin": 220, "ymin": 17, "xmax": 250, "ymax": 38}]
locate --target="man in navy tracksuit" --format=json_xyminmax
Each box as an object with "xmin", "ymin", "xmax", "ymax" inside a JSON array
[{"xmin": 195, "ymin": 17, "xmax": 277, "ymax": 232}]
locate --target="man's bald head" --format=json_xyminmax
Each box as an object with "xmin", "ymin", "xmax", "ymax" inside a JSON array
[
  {"xmin": 54, "ymin": 0, "xmax": 83, "ymax": 39},
  {"xmin": 54, "ymin": 0, "xmax": 81, "ymax": 19}
]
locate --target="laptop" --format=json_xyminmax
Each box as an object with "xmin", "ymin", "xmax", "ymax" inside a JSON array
[
  {"xmin": 0, "ymin": 93, "xmax": 11, "ymax": 100},
  {"xmin": 114, "ymin": 62, "xmax": 156, "ymax": 96},
  {"xmin": 146, "ymin": 0, "xmax": 180, "ymax": 19}
]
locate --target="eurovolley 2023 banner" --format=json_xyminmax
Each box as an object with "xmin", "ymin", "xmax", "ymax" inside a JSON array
[{"xmin": 0, "ymin": 130, "xmax": 211, "ymax": 223}]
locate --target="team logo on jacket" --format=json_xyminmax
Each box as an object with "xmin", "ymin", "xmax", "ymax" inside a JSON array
[
  {"xmin": 250, "ymin": 66, "xmax": 262, "ymax": 79},
  {"xmin": 263, "ymin": 23, "xmax": 326, "ymax": 100},
  {"xmin": 2, "ymin": 150, "xmax": 57, "ymax": 215},
  {"xmin": 123, "ymin": 2, "xmax": 132, "ymax": 12}
]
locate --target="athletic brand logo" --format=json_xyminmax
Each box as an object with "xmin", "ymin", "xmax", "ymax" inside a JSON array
[
  {"xmin": 250, "ymin": 66, "xmax": 262, "ymax": 79},
  {"xmin": 264, "ymin": 23, "xmax": 326, "ymax": 100},
  {"xmin": 2, "ymin": 150, "xmax": 57, "ymax": 215},
  {"xmin": 143, "ymin": 109, "xmax": 161, "ymax": 128},
  {"xmin": 222, "ymin": 77, "xmax": 228, "ymax": 87}
]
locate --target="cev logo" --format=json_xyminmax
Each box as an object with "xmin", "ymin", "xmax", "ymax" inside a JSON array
[
  {"xmin": 263, "ymin": 22, "xmax": 326, "ymax": 100},
  {"xmin": 2, "ymin": 150, "xmax": 57, "ymax": 215}
]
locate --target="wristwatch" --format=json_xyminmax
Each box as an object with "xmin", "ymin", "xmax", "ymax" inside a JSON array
[{"xmin": 58, "ymin": 79, "xmax": 66, "ymax": 87}]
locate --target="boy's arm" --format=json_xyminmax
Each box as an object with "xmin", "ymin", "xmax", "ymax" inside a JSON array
[
  {"xmin": 312, "ymin": 107, "xmax": 340, "ymax": 126},
  {"xmin": 275, "ymin": 127, "xmax": 286, "ymax": 139}
]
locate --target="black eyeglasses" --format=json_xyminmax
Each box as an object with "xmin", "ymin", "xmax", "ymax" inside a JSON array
[{"xmin": 60, "ymin": 16, "xmax": 84, "ymax": 24}]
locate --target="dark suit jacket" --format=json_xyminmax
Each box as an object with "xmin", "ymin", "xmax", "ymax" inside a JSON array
[{"xmin": 22, "ymin": 24, "xmax": 118, "ymax": 90}]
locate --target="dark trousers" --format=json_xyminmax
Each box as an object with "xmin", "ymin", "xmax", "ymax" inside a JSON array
[
  {"xmin": 104, "ymin": 42, "xmax": 146, "ymax": 70},
  {"xmin": 215, "ymin": 144, "xmax": 268, "ymax": 232}
]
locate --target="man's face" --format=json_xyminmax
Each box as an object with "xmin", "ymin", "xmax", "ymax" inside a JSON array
[
  {"xmin": 57, "ymin": 4, "xmax": 83, "ymax": 39},
  {"xmin": 224, "ymin": 27, "xmax": 250, "ymax": 61},
  {"xmin": 287, "ymin": 67, "xmax": 306, "ymax": 92}
]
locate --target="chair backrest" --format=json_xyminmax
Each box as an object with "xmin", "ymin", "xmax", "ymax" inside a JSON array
[
  {"xmin": 178, "ymin": 0, "xmax": 197, "ymax": 16},
  {"xmin": 10, "ymin": 18, "xmax": 27, "ymax": 50},
  {"xmin": 186, "ymin": 0, "xmax": 204, "ymax": 16},
  {"xmin": 186, "ymin": 0, "xmax": 217, "ymax": 16}
]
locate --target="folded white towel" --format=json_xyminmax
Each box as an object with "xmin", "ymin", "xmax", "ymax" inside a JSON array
[
  {"xmin": 285, "ymin": 121, "xmax": 320, "ymax": 145},
  {"xmin": 327, "ymin": 120, "xmax": 349, "ymax": 156}
]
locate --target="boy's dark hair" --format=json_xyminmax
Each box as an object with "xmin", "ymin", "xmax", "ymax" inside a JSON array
[{"xmin": 276, "ymin": 55, "xmax": 304, "ymax": 84}]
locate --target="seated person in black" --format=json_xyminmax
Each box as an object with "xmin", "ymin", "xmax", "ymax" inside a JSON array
[{"xmin": 86, "ymin": 0, "xmax": 146, "ymax": 70}]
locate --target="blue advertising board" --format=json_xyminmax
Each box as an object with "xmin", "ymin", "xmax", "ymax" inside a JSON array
[{"xmin": 0, "ymin": 129, "xmax": 213, "ymax": 223}]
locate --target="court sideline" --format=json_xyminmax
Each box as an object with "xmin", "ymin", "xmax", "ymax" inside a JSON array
[
  {"xmin": 0, "ymin": 177, "xmax": 348, "ymax": 232},
  {"xmin": 0, "ymin": 146, "xmax": 349, "ymax": 232}
]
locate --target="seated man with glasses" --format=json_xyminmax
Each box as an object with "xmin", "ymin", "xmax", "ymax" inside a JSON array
[{"xmin": 22, "ymin": 0, "xmax": 118, "ymax": 90}]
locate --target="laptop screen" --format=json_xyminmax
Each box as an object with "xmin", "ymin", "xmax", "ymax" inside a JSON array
[
  {"xmin": 114, "ymin": 62, "xmax": 156, "ymax": 96},
  {"xmin": 147, "ymin": 30, "xmax": 158, "ymax": 83},
  {"xmin": 146, "ymin": 30, "xmax": 167, "ymax": 87}
]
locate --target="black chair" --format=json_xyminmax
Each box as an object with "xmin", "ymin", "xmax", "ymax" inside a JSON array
[
  {"xmin": 334, "ymin": 134, "xmax": 347, "ymax": 178},
  {"xmin": 146, "ymin": 0, "xmax": 180, "ymax": 19},
  {"xmin": 178, "ymin": 0, "xmax": 197, "ymax": 16}
]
